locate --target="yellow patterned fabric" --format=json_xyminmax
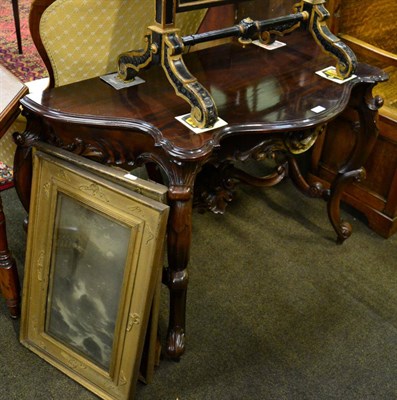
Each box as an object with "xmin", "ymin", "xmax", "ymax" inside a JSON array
[
  {"xmin": 40, "ymin": 0, "xmax": 207, "ymax": 87},
  {"xmin": 0, "ymin": 115, "xmax": 26, "ymax": 168}
]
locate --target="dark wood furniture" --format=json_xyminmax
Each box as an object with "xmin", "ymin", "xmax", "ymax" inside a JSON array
[
  {"xmin": 308, "ymin": 0, "xmax": 397, "ymax": 238},
  {"xmin": 13, "ymin": 31, "xmax": 386, "ymax": 358},
  {"xmin": 11, "ymin": 0, "xmax": 23, "ymax": 54},
  {"xmin": 0, "ymin": 66, "xmax": 27, "ymax": 318}
]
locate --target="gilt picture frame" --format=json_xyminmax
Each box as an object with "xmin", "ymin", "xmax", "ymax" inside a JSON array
[{"xmin": 20, "ymin": 144, "xmax": 169, "ymax": 400}]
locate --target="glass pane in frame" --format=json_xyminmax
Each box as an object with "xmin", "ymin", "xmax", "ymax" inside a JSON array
[{"xmin": 46, "ymin": 193, "xmax": 131, "ymax": 371}]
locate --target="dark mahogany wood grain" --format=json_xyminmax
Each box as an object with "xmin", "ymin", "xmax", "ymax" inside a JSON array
[{"xmin": 22, "ymin": 33, "xmax": 381, "ymax": 158}]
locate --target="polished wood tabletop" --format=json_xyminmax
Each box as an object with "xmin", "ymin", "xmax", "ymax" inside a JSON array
[{"xmin": 21, "ymin": 32, "xmax": 385, "ymax": 159}]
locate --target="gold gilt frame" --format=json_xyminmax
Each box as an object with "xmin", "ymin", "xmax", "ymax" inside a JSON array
[{"xmin": 20, "ymin": 144, "xmax": 169, "ymax": 400}]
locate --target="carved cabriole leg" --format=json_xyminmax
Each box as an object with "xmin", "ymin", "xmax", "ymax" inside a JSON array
[
  {"xmin": 134, "ymin": 152, "xmax": 201, "ymax": 359},
  {"xmin": 328, "ymin": 168, "xmax": 366, "ymax": 244},
  {"xmin": 0, "ymin": 195, "xmax": 20, "ymax": 318},
  {"xmin": 328, "ymin": 83, "xmax": 383, "ymax": 244},
  {"xmin": 140, "ymin": 153, "xmax": 203, "ymax": 359},
  {"xmin": 164, "ymin": 185, "xmax": 193, "ymax": 359}
]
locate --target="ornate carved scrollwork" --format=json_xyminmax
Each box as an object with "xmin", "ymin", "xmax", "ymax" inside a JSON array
[
  {"xmin": 118, "ymin": 34, "xmax": 154, "ymax": 82},
  {"xmin": 117, "ymin": 1, "xmax": 356, "ymax": 131},
  {"xmin": 13, "ymin": 109, "xmax": 42, "ymax": 148},
  {"xmin": 326, "ymin": 82, "xmax": 385, "ymax": 244},
  {"xmin": 259, "ymin": 11, "xmax": 308, "ymax": 44},
  {"xmin": 328, "ymin": 167, "xmax": 366, "ymax": 244},
  {"xmin": 118, "ymin": 28, "xmax": 219, "ymax": 129},
  {"xmin": 60, "ymin": 138, "xmax": 107, "ymax": 162},
  {"xmin": 162, "ymin": 33, "xmax": 218, "ymax": 129},
  {"xmin": 194, "ymin": 126, "xmax": 325, "ymax": 213},
  {"xmin": 283, "ymin": 125, "xmax": 325, "ymax": 154},
  {"xmin": 45, "ymin": 136, "xmax": 131, "ymax": 167},
  {"xmin": 297, "ymin": 0, "xmax": 357, "ymax": 78},
  {"xmin": 194, "ymin": 163, "xmax": 236, "ymax": 214}
]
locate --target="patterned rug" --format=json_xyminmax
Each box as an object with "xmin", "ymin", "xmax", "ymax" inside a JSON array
[{"xmin": 0, "ymin": 0, "xmax": 48, "ymax": 82}]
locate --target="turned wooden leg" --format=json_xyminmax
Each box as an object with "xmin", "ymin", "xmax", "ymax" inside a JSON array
[
  {"xmin": 328, "ymin": 83, "xmax": 384, "ymax": 244},
  {"xmin": 0, "ymin": 195, "xmax": 20, "ymax": 318},
  {"xmin": 164, "ymin": 190, "xmax": 193, "ymax": 359}
]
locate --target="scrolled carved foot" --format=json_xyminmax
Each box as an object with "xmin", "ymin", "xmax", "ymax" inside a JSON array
[
  {"xmin": 335, "ymin": 220, "xmax": 352, "ymax": 245},
  {"xmin": 322, "ymin": 188, "xmax": 331, "ymax": 201},
  {"xmin": 328, "ymin": 168, "xmax": 364, "ymax": 244},
  {"xmin": 194, "ymin": 164, "xmax": 236, "ymax": 214},
  {"xmin": 197, "ymin": 188, "xmax": 233, "ymax": 214},
  {"xmin": 166, "ymin": 327, "xmax": 186, "ymax": 360},
  {"xmin": 307, "ymin": 181, "xmax": 325, "ymax": 198}
]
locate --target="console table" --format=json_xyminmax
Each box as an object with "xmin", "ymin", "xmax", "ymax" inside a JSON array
[{"xmin": 13, "ymin": 32, "xmax": 386, "ymax": 359}]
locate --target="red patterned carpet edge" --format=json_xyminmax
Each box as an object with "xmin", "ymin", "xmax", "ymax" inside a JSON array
[{"xmin": 0, "ymin": 0, "xmax": 48, "ymax": 82}]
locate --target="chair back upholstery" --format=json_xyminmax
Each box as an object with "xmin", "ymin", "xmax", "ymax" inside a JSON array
[{"xmin": 30, "ymin": 0, "xmax": 207, "ymax": 87}]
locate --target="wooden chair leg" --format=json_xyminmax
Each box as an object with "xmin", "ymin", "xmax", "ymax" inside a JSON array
[
  {"xmin": 11, "ymin": 0, "xmax": 23, "ymax": 54},
  {"xmin": 0, "ymin": 195, "xmax": 20, "ymax": 318}
]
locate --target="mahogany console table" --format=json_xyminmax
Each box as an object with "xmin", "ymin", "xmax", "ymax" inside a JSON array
[{"xmin": 13, "ymin": 32, "xmax": 386, "ymax": 358}]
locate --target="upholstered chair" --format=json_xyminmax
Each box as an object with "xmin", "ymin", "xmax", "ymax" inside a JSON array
[{"xmin": 30, "ymin": 0, "xmax": 208, "ymax": 87}]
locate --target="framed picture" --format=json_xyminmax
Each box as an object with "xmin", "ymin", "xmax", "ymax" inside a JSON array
[{"xmin": 20, "ymin": 144, "xmax": 169, "ymax": 400}]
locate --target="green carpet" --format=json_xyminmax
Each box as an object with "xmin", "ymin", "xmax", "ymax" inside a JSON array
[{"xmin": 1, "ymin": 175, "xmax": 396, "ymax": 399}]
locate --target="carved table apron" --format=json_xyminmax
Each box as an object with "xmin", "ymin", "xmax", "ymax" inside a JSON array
[{"xmin": 14, "ymin": 32, "xmax": 386, "ymax": 359}]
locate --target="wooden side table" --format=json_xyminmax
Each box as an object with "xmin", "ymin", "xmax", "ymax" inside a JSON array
[{"xmin": 0, "ymin": 66, "xmax": 28, "ymax": 318}]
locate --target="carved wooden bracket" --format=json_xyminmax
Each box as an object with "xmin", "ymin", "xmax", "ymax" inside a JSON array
[
  {"xmin": 297, "ymin": 0, "xmax": 357, "ymax": 78},
  {"xmin": 117, "ymin": 0, "xmax": 357, "ymax": 130}
]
